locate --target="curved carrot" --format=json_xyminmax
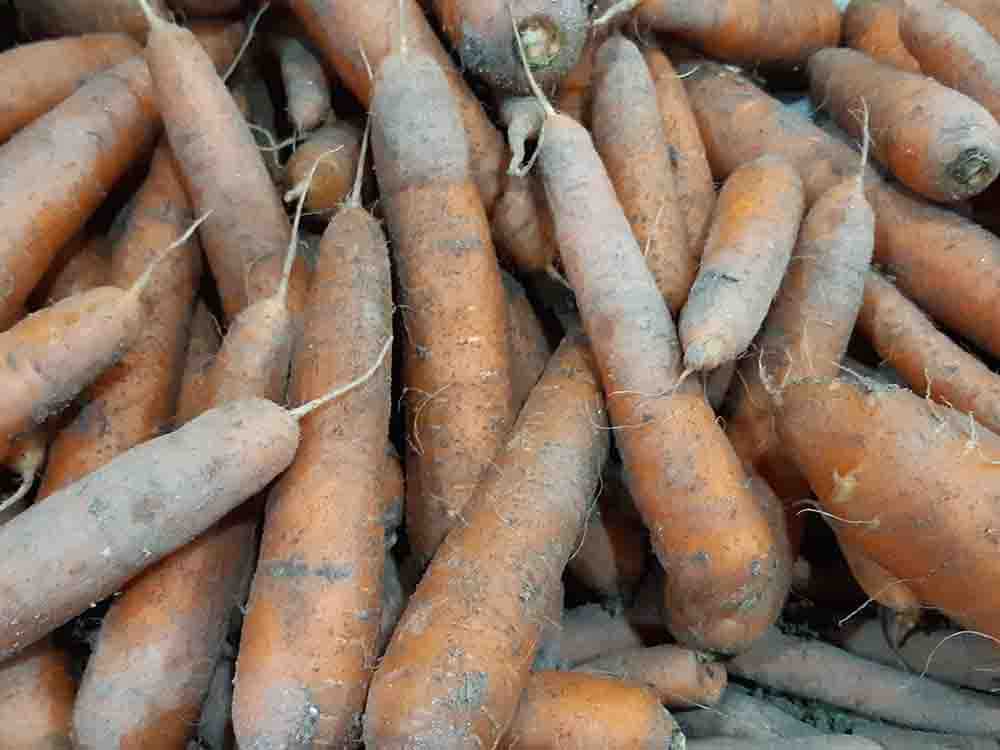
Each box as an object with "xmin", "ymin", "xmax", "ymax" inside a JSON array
[
  {"xmin": 842, "ymin": 0, "xmax": 921, "ymax": 74},
  {"xmin": 36, "ymin": 235, "xmax": 111, "ymax": 309}
]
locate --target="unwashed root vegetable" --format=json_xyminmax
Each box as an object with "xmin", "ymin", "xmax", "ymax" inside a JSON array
[
  {"xmin": 282, "ymin": 119, "xmax": 364, "ymax": 213},
  {"xmin": 842, "ymin": 0, "xmax": 921, "ymax": 73},
  {"xmin": 16, "ymin": 0, "xmax": 168, "ymax": 40},
  {"xmin": 270, "ymin": 33, "xmax": 332, "ymax": 134}
]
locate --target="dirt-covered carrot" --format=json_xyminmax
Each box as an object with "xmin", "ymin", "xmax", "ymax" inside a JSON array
[
  {"xmin": 681, "ymin": 60, "xmax": 1000, "ymax": 361},
  {"xmin": 947, "ymin": 0, "xmax": 1000, "ymax": 43},
  {"xmin": 522, "ymin": 38, "xmax": 784, "ymax": 654},
  {"xmin": 679, "ymin": 155, "xmax": 805, "ymax": 372},
  {"xmin": 808, "ymin": 47, "xmax": 1000, "ymax": 202},
  {"xmin": 137, "ymin": 0, "xmax": 307, "ymax": 322},
  {"xmin": 282, "ymin": 119, "xmax": 363, "ymax": 213},
  {"xmin": 16, "ymin": 0, "xmax": 168, "ymax": 40},
  {"xmin": 843, "ymin": 0, "xmax": 921, "ymax": 73},
  {"xmin": 502, "ymin": 270, "xmax": 552, "ymax": 411},
  {"xmin": 728, "ymin": 627, "xmax": 1000, "ymax": 735},
  {"xmin": 36, "ymin": 236, "xmax": 111, "ymax": 309},
  {"xmin": 676, "ymin": 683, "xmax": 822, "ymax": 740},
  {"xmin": 592, "ymin": 34, "xmax": 693, "ymax": 316},
  {"xmin": 634, "ymin": 0, "xmax": 841, "ymax": 68},
  {"xmin": 491, "ymin": 172, "xmax": 560, "ymax": 274},
  {"xmin": 726, "ymin": 176, "xmax": 874, "ymax": 499},
  {"xmin": 174, "ymin": 301, "xmax": 222, "ymax": 425},
  {"xmin": 576, "ymin": 644, "xmax": 728, "ymax": 709},
  {"xmin": 499, "ymin": 671, "xmax": 685, "ymax": 750},
  {"xmin": 371, "ymin": 33, "xmax": 514, "ymax": 566},
  {"xmin": 270, "ymin": 33, "xmax": 331, "ymax": 134},
  {"xmin": 779, "ymin": 379, "xmax": 1000, "ymax": 641},
  {"xmin": 0, "ymin": 33, "xmax": 140, "ymax": 143},
  {"xmin": 555, "ymin": 16, "xmax": 610, "ymax": 124},
  {"xmin": 837, "ymin": 537, "xmax": 921, "ymax": 616},
  {"xmin": 899, "ymin": 0, "xmax": 1000, "ymax": 123},
  {"xmin": 0, "ymin": 56, "xmax": 157, "ymax": 326},
  {"xmin": 365, "ymin": 331, "xmax": 608, "ymax": 750},
  {"xmin": 0, "ymin": 640, "xmax": 77, "ymax": 750},
  {"xmin": 642, "ymin": 46, "xmax": 716, "ymax": 255}
]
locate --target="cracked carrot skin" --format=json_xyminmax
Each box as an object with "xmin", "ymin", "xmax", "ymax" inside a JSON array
[
  {"xmin": 365, "ymin": 331, "xmax": 609, "ymax": 750},
  {"xmin": 371, "ymin": 47, "xmax": 514, "ymax": 567}
]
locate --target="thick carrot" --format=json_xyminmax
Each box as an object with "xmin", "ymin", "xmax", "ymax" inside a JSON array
[
  {"xmin": 679, "ymin": 154, "xmax": 805, "ymax": 372},
  {"xmin": 16, "ymin": 0, "xmax": 168, "ymax": 40},
  {"xmin": 681, "ymin": 60, "xmax": 1000, "ymax": 361},
  {"xmin": 642, "ymin": 46, "xmax": 716, "ymax": 255},
  {"xmin": 282, "ymin": 119, "xmax": 363, "ymax": 213},
  {"xmin": 270, "ymin": 33, "xmax": 332, "ymax": 134},
  {"xmin": 842, "ymin": 0, "xmax": 921, "ymax": 73},
  {"xmin": 0, "ymin": 33, "xmax": 140, "ymax": 143},
  {"xmin": 808, "ymin": 47, "xmax": 1000, "ymax": 202},
  {"xmin": 498, "ymin": 671, "xmax": 684, "ymax": 750},
  {"xmin": 592, "ymin": 34, "xmax": 694, "ymax": 316},
  {"xmin": 502, "ymin": 270, "xmax": 552, "ymax": 411},
  {"xmin": 364, "ymin": 330, "xmax": 608, "ymax": 750},
  {"xmin": 635, "ymin": 0, "xmax": 842, "ymax": 68},
  {"xmin": 428, "ymin": 0, "xmax": 588, "ymax": 93},
  {"xmin": 370, "ymin": 39, "xmax": 514, "ymax": 566},
  {"xmin": 947, "ymin": 0, "xmax": 1000, "ymax": 43},
  {"xmin": 778, "ymin": 379, "xmax": 1000, "ymax": 641},
  {"xmin": 576, "ymin": 644, "xmax": 728, "ymax": 709},
  {"xmin": 837, "ymin": 536, "xmax": 921, "ymax": 615},
  {"xmin": 726, "ymin": 177, "xmax": 873, "ymax": 500},
  {"xmin": 233, "ymin": 142, "xmax": 393, "ymax": 749},
  {"xmin": 0, "ymin": 55, "xmax": 157, "ymax": 326},
  {"xmin": 138, "ymin": 2, "xmax": 307, "ymax": 322},
  {"xmin": 899, "ymin": 0, "xmax": 1000, "ymax": 123},
  {"xmin": 288, "ymin": 0, "xmax": 506, "ymax": 209},
  {"xmin": 525, "ymin": 48, "xmax": 784, "ymax": 654},
  {"xmin": 0, "ymin": 640, "xmax": 77, "ymax": 750},
  {"xmin": 728, "ymin": 627, "xmax": 1000, "ymax": 735}
]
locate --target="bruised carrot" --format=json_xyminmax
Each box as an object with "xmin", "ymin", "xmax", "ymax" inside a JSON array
[
  {"xmin": 0, "ymin": 33, "xmax": 140, "ymax": 144},
  {"xmin": 270, "ymin": 33, "xmax": 332, "ymax": 134},
  {"xmin": 0, "ymin": 640, "xmax": 77, "ymax": 750},
  {"xmin": 364, "ymin": 331, "xmax": 609, "ymax": 750},
  {"xmin": 681, "ymin": 60, "xmax": 1000, "ymax": 361},
  {"xmin": 642, "ymin": 46, "xmax": 716, "ymax": 255},
  {"xmin": 0, "ymin": 56, "xmax": 157, "ymax": 326},
  {"xmin": 498, "ymin": 671, "xmax": 684, "ymax": 750},
  {"xmin": 842, "ymin": 0, "xmax": 921, "ymax": 74},
  {"xmin": 282, "ymin": 119, "xmax": 363, "ymax": 213},
  {"xmin": 899, "ymin": 0, "xmax": 1000, "ymax": 123},
  {"xmin": 635, "ymin": 0, "xmax": 841, "ymax": 68},
  {"xmin": 502, "ymin": 270, "xmax": 552, "ymax": 411},
  {"xmin": 808, "ymin": 47, "xmax": 1000, "ymax": 202},
  {"xmin": 576, "ymin": 644, "xmax": 728, "ymax": 708},
  {"xmin": 679, "ymin": 154, "xmax": 805, "ymax": 372},
  {"xmin": 137, "ymin": 1, "xmax": 307, "ymax": 322},
  {"xmin": 233, "ymin": 135, "xmax": 393, "ymax": 750},
  {"xmin": 370, "ymin": 35, "xmax": 514, "ymax": 566},
  {"xmin": 429, "ymin": 0, "xmax": 588, "ymax": 93},
  {"xmin": 523, "ymin": 41, "xmax": 784, "ymax": 654},
  {"xmin": 16, "ymin": 0, "xmax": 168, "ymax": 40},
  {"xmin": 592, "ymin": 34, "xmax": 694, "ymax": 316}
]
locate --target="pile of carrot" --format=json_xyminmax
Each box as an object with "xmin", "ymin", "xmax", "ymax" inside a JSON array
[{"xmin": 1, "ymin": 0, "xmax": 1000, "ymax": 748}]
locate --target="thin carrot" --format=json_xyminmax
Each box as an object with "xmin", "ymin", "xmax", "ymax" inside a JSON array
[{"xmin": 842, "ymin": 0, "xmax": 921, "ymax": 73}]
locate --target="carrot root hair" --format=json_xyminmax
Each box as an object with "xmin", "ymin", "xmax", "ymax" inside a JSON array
[
  {"xmin": 131, "ymin": 210, "xmax": 213, "ymax": 296},
  {"xmin": 222, "ymin": 1, "xmax": 271, "ymax": 82},
  {"xmin": 289, "ymin": 335, "xmax": 393, "ymax": 420}
]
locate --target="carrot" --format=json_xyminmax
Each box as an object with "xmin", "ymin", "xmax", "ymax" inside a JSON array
[
  {"xmin": 533, "ymin": 578, "xmax": 565, "ymax": 671},
  {"xmin": 676, "ymin": 683, "xmax": 822, "ymax": 741},
  {"xmin": 173, "ymin": 0, "xmax": 244, "ymax": 16},
  {"xmin": 844, "ymin": 720, "xmax": 999, "ymax": 750},
  {"xmin": 0, "ymin": 33, "xmax": 140, "ymax": 144},
  {"xmin": 725, "ymin": 176, "xmax": 874, "ymax": 501},
  {"xmin": 174, "ymin": 300, "xmax": 222, "ymax": 425},
  {"xmin": 0, "ymin": 55, "xmax": 157, "ymax": 326},
  {"xmin": 287, "ymin": 0, "xmax": 507, "ymax": 210},
  {"xmin": 837, "ymin": 537, "xmax": 921, "ymax": 616},
  {"xmin": 679, "ymin": 154, "xmax": 805, "ymax": 372},
  {"xmin": 946, "ymin": 0, "xmax": 1000, "ymax": 43},
  {"xmin": 634, "ymin": 0, "xmax": 842, "ymax": 69},
  {"xmin": 522, "ymin": 39, "xmax": 785, "ymax": 654},
  {"xmin": 502, "ymin": 270, "xmax": 552, "ymax": 411},
  {"xmin": 370, "ymin": 33, "xmax": 514, "ymax": 566},
  {"xmin": 728, "ymin": 627, "xmax": 1000, "ymax": 735},
  {"xmin": 899, "ymin": 0, "xmax": 1000, "ymax": 123},
  {"xmin": 554, "ymin": 18, "xmax": 610, "ymax": 125},
  {"xmin": 686, "ymin": 738, "xmax": 882, "ymax": 750},
  {"xmin": 189, "ymin": 18, "xmax": 249, "ymax": 73},
  {"xmin": 0, "ymin": 640, "xmax": 77, "ymax": 750},
  {"xmin": 490, "ymin": 173, "xmax": 561, "ymax": 275},
  {"xmin": 592, "ymin": 34, "xmax": 694, "ymax": 316},
  {"xmin": 428, "ymin": 0, "xmax": 588, "ymax": 93},
  {"xmin": 642, "ymin": 46, "xmax": 716, "ymax": 255},
  {"xmin": 576, "ymin": 644, "xmax": 728, "ymax": 709},
  {"xmin": 704, "ymin": 360, "xmax": 736, "ymax": 411},
  {"xmin": 193, "ymin": 653, "xmax": 236, "ymax": 750},
  {"xmin": 378, "ymin": 553, "xmax": 407, "ymax": 656},
  {"xmin": 36, "ymin": 236, "xmax": 111, "ymax": 309},
  {"xmin": 16, "ymin": 0, "xmax": 168, "ymax": 40},
  {"xmin": 364, "ymin": 330, "xmax": 608, "ymax": 750},
  {"xmin": 380, "ymin": 444, "xmax": 406, "ymax": 548},
  {"xmin": 282, "ymin": 119, "xmax": 364, "ymax": 213},
  {"xmin": 500, "ymin": 96, "xmax": 545, "ymax": 175},
  {"xmin": 270, "ymin": 33, "xmax": 332, "ymax": 134},
  {"xmin": 681, "ymin": 60, "xmax": 1000, "ymax": 361},
  {"xmin": 498, "ymin": 671, "xmax": 684, "ymax": 750},
  {"xmin": 842, "ymin": 0, "xmax": 921, "ymax": 73},
  {"xmin": 137, "ymin": 1, "xmax": 307, "ymax": 322},
  {"xmin": 808, "ymin": 47, "xmax": 1000, "ymax": 202}
]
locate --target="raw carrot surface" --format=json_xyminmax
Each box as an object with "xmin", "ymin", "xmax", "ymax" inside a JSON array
[{"xmin": 842, "ymin": 0, "xmax": 921, "ymax": 73}]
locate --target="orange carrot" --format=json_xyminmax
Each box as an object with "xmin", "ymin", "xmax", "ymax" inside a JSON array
[
  {"xmin": 842, "ymin": 0, "xmax": 921, "ymax": 73},
  {"xmin": 490, "ymin": 172, "xmax": 560, "ymax": 275},
  {"xmin": 35, "ymin": 235, "xmax": 111, "ymax": 309},
  {"xmin": 502, "ymin": 270, "xmax": 552, "ymax": 411},
  {"xmin": 174, "ymin": 300, "xmax": 222, "ymax": 426},
  {"xmin": 16, "ymin": 0, "xmax": 168, "ymax": 40},
  {"xmin": 270, "ymin": 33, "xmax": 332, "ymax": 134},
  {"xmin": 282, "ymin": 119, "xmax": 364, "ymax": 213},
  {"xmin": 0, "ymin": 640, "xmax": 77, "ymax": 750},
  {"xmin": 946, "ymin": 0, "xmax": 1000, "ymax": 43}
]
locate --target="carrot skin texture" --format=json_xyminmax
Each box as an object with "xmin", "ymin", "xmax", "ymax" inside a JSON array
[
  {"xmin": 502, "ymin": 270, "xmax": 552, "ymax": 411},
  {"xmin": 679, "ymin": 155, "xmax": 805, "ymax": 372},
  {"xmin": 371, "ymin": 51, "xmax": 514, "ymax": 566},
  {"xmin": 0, "ymin": 639, "xmax": 77, "ymax": 750},
  {"xmin": 271, "ymin": 34, "xmax": 332, "ymax": 134},
  {"xmin": 16, "ymin": 0, "xmax": 168, "ymax": 41},
  {"xmin": 592, "ymin": 35, "xmax": 693, "ymax": 316},
  {"xmin": 498, "ymin": 671, "xmax": 684, "ymax": 750},
  {"xmin": 490, "ymin": 173, "xmax": 560, "ymax": 274},
  {"xmin": 282, "ymin": 120, "xmax": 363, "ymax": 213},
  {"xmin": 0, "ymin": 56, "xmax": 157, "ymax": 326},
  {"xmin": 37, "ymin": 237, "xmax": 111, "ymax": 309},
  {"xmin": 636, "ymin": 0, "xmax": 842, "ymax": 68},
  {"xmin": 682, "ymin": 61, "xmax": 1000, "ymax": 361},
  {"xmin": 537, "ymin": 112, "xmax": 783, "ymax": 653},
  {"xmin": 234, "ymin": 206, "xmax": 393, "ymax": 750},
  {"xmin": 946, "ymin": 0, "xmax": 1000, "ymax": 43},
  {"xmin": 0, "ymin": 33, "xmax": 140, "ymax": 143},
  {"xmin": 174, "ymin": 301, "xmax": 222, "ymax": 426},
  {"xmin": 842, "ymin": 0, "xmax": 921, "ymax": 73},
  {"xmin": 0, "ymin": 398, "xmax": 299, "ymax": 661},
  {"xmin": 808, "ymin": 47, "xmax": 1000, "ymax": 202},
  {"xmin": 365, "ymin": 332, "xmax": 609, "ymax": 750}
]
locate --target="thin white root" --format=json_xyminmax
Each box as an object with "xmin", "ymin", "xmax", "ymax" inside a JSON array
[
  {"xmin": 132, "ymin": 210, "xmax": 213, "ymax": 295},
  {"xmin": 0, "ymin": 469, "xmax": 36, "ymax": 517},
  {"xmin": 290, "ymin": 336, "xmax": 393, "ymax": 419},
  {"xmin": 222, "ymin": 1, "xmax": 270, "ymax": 83}
]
